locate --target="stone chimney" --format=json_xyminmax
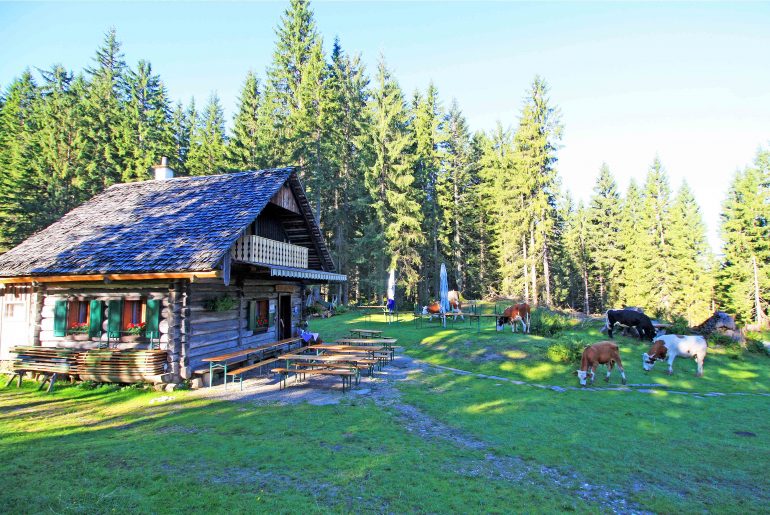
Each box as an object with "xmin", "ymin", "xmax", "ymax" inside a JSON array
[{"xmin": 152, "ymin": 156, "xmax": 174, "ymax": 180}]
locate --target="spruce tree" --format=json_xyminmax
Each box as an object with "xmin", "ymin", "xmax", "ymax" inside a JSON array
[
  {"xmin": 412, "ymin": 83, "xmax": 443, "ymax": 302},
  {"xmin": 717, "ymin": 149, "xmax": 770, "ymax": 324},
  {"xmin": 437, "ymin": 100, "xmax": 475, "ymax": 295},
  {"xmin": 323, "ymin": 39, "xmax": 372, "ymax": 303},
  {"xmin": 617, "ymin": 179, "xmax": 648, "ymax": 308},
  {"xmin": 563, "ymin": 200, "xmax": 592, "ymax": 314},
  {"xmin": 187, "ymin": 94, "xmax": 227, "ymax": 176},
  {"xmin": 170, "ymin": 100, "xmax": 194, "ymax": 176},
  {"xmin": 667, "ymin": 182, "xmax": 713, "ymax": 324},
  {"xmin": 587, "ymin": 164, "xmax": 623, "ymax": 310},
  {"xmin": 0, "ymin": 71, "xmax": 42, "ymax": 250},
  {"xmin": 36, "ymin": 66, "xmax": 90, "ymax": 224},
  {"xmin": 478, "ymin": 123, "xmax": 519, "ymax": 297},
  {"xmin": 639, "ymin": 157, "xmax": 674, "ymax": 314},
  {"xmin": 120, "ymin": 60, "xmax": 173, "ymax": 181},
  {"xmin": 82, "ymin": 27, "xmax": 127, "ymax": 194},
  {"xmin": 227, "ymin": 71, "xmax": 266, "ymax": 170},
  {"xmin": 366, "ymin": 58, "xmax": 424, "ymax": 299}
]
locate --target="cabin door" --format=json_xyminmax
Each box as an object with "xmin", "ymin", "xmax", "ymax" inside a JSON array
[
  {"xmin": 0, "ymin": 293, "xmax": 31, "ymax": 360},
  {"xmin": 278, "ymin": 295, "xmax": 292, "ymax": 340}
]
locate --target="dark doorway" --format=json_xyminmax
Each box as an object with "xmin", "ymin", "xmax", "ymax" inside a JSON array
[{"xmin": 278, "ymin": 295, "xmax": 292, "ymax": 340}]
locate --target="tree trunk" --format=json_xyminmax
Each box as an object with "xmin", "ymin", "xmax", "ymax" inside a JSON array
[
  {"xmin": 542, "ymin": 240, "xmax": 551, "ymax": 307},
  {"xmin": 583, "ymin": 268, "xmax": 590, "ymax": 315},
  {"xmin": 753, "ymin": 254, "xmax": 764, "ymax": 324},
  {"xmin": 522, "ymin": 235, "xmax": 529, "ymax": 303},
  {"xmin": 454, "ymin": 177, "xmax": 463, "ymax": 292},
  {"xmin": 530, "ymin": 230, "xmax": 538, "ymax": 306},
  {"xmin": 599, "ymin": 274, "xmax": 605, "ymax": 312}
]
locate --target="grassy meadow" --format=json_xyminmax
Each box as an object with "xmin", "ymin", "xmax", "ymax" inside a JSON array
[{"xmin": 1, "ymin": 308, "xmax": 768, "ymax": 513}]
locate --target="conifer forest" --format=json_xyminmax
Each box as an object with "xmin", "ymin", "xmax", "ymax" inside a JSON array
[{"xmin": 0, "ymin": 0, "xmax": 767, "ymax": 327}]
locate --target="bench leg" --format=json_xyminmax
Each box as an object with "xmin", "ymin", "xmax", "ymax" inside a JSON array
[
  {"xmin": 47, "ymin": 373, "xmax": 57, "ymax": 393},
  {"xmin": 37, "ymin": 373, "xmax": 51, "ymax": 391},
  {"xmin": 5, "ymin": 372, "xmax": 19, "ymax": 388}
]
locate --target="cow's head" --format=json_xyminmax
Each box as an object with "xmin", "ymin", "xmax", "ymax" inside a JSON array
[
  {"xmin": 576, "ymin": 369, "xmax": 594, "ymax": 386},
  {"xmin": 642, "ymin": 340, "xmax": 667, "ymax": 371},
  {"xmin": 496, "ymin": 317, "xmax": 508, "ymax": 331}
]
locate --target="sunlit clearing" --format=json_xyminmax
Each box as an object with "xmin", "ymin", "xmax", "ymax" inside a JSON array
[{"xmin": 464, "ymin": 399, "xmax": 511, "ymax": 415}]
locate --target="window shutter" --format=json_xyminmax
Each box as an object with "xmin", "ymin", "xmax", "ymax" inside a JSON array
[
  {"xmin": 145, "ymin": 299, "xmax": 161, "ymax": 338},
  {"xmin": 108, "ymin": 299, "xmax": 123, "ymax": 337},
  {"xmin": 248, "ymin": 300, "xmax": 257, "ymax": 331},
  {"xmin": 268, "ymin": 311, "xmax": 275, "ymax": 328},
  {"xmin": 53, "ymin": 300, "xmax": 68, "ymax": 337},
  {"xmin": 88, "ymin": 300, "xmax": 103, "ymax": 338}
]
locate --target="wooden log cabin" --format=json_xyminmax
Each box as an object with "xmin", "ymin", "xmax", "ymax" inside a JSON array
[{"xmin": 0, "ymin": 162, "xmax": 345, "ymax": 384}]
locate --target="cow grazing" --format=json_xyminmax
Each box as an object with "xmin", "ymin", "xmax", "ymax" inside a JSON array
[
  {"xmin": 643, "ymin": 334, "xmax": 707, "ymax": 377},
  {"xmin": 605, "ymin": 309, "xmax": 657, "ymax": 341},
  {"xmin": 577, "ymin": 341, "xmax": 627, "ymax": 386},
  {"xmin": 496, "ymin": 303, "xmax": 530, "ymax": 333}
]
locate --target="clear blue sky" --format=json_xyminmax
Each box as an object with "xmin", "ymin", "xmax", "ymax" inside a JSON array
[{"xmin": 2, "ymin": 1, "xmax": 770, "ymax": 251}]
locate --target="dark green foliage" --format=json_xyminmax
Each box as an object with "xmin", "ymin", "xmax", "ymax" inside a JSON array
[
  {"xmin": 546, "ymin": 340, "xmax": 584, "ymax": 363},
  {"xmin": 529, "ymin": 308, "xmax": 570, "ymax": 337}
]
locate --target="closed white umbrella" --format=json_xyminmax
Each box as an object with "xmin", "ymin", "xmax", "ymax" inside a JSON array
[
  {"xmin": 439, "ymin": 263, "xmax": 449, "ymax": 326},
  {"xmin": 386, "ymin": 269, "xmax": 396, "ymax": 322}
]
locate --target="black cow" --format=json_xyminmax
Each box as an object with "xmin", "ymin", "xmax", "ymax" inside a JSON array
[{"xmin": 605, "ymin": 309, "xmax": 656, "ymax": 341}]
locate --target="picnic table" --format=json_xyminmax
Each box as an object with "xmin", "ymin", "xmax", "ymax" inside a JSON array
[
  {"xmin": 334, "ymin": 338, "xmax": 396, "ymax": 346},
  {"xmin": 201, "ymin": 337, "xmax": 302, "ymax": 388},
  {"xmin": 275, "ymin": 352, "xmax": 369, "ymax": 392},
  {"xmin": 334, "ymin": 338, "xmax": 398, "ymax": 361},
  {"xmin": 355, "ymin": 305, "xmax": 400, "ymax": 323},
  {"xmin": 349, "ymin": 328, "xmax": 383, "ymax": 338}
]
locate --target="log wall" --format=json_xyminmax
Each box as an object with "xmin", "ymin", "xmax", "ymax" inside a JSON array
[
  {"xmin": 36, "ymin": 280, "xmax": 179, "ymax": 377},
  {"xmin": 6, "ymin": 276, "xmax": 304, "ymax": 383},
  {"xmin": 184, "ymin": 278, "xmax": 302, "ymax": 376}
]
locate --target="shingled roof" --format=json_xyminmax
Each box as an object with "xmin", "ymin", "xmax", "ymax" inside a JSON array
[{"xmin": 0, "ymin": 168, "xmax": 333, "ymax": 278}]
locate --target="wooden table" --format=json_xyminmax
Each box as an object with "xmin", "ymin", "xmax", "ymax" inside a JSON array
[
  {"xmin": 349, "ymin": 328, "xmax": 383, "ymax": 338},
  {"xmin": 201, "ymin": 337, "xmax": 302, "ymax": 388},
  {"xmin": 335, "ymin": 338, "xmax": 396, "ymax": 346}
]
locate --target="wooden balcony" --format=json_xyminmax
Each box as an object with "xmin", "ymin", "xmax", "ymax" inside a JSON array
[{"xmin": 231, "ymin": 235, "xmax": 309, "ymax": 269}]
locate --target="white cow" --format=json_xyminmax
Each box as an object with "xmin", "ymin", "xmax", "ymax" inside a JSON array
[{"xmin": 642, "ymin": 334, "xmax": 708, "ymax": 377}]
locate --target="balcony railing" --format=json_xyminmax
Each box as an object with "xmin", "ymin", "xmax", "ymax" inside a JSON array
[{"xmin": 231, "ymin": 235, "xmax": 308, "ymax": 269}]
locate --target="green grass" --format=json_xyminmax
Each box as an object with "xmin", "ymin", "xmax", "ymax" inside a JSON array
[{"xmin": 1, "ymin": 309, "xmax": 768, "ymax": 513}]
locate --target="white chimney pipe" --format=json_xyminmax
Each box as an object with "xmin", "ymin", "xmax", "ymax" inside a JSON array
[{"xmin": 153, "ymin": 156, "xmax": 174, "ymax": 180}]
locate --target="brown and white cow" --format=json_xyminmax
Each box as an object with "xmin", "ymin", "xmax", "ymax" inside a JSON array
[
  {"xmin": 577, "ymin": 341, "xmax": 627, "ymax": 386},
  {"xmin": 496, "ymin": 303, "xmax": 530, "ymax": 333},
  {"xmin": 422, "ymin": 299, "xmax": 463, "ymax": 320},
  {"xmin": 643, "ymin": 334, "xmax": 707, "ymax": 377}
]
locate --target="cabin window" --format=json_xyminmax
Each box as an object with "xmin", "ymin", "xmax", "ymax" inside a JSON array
[
  {"xmin": 122, "ymin": 299, "xmax": 145, "ymax": 332},
  {"xmin": 67, "ymin": 299, "xmax": 90, "ymax": 333},
  {"xmin": 248, "ymin": 299, "xmax": 269, "ymax": 334},
  {"xmin": 3, "ymin": 302, "xmax": 25, "ymax": 321}
]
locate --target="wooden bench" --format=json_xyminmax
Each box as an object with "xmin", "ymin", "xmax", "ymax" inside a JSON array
[
  {"xmin": 226, "ymin": 357, "xmax": 280, "ymax": 391},
  {"xmin": 199, "ymin": 337, "xmax": 303, "ymax": 388},
  {"xmin": 270, "ymin": 367, "xmax": 356, "ymax": 392}
]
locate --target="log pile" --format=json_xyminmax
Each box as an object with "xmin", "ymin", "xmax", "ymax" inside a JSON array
[
  {"xmin": 11, "ymin": 346, "xmax": 79, "ymax": 374},
  {"xmin": 77, "ymin": 349, "xmax": 168, "ymax": 383}
]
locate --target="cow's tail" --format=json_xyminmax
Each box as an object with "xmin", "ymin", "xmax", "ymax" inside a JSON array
[{"xmin": 604, "ymin": 310, "xmax": 610, "ymax": 331}]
